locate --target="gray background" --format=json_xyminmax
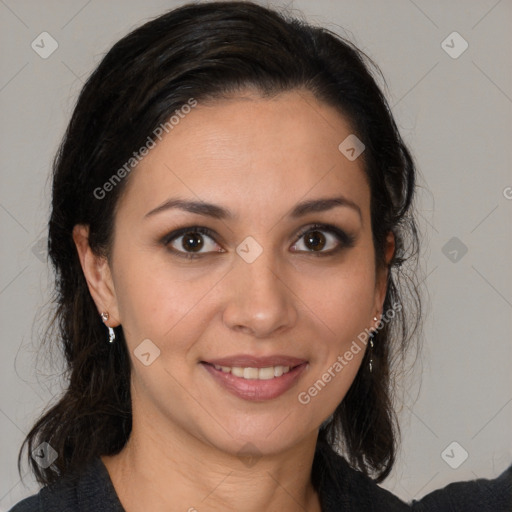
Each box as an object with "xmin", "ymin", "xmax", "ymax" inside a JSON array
[{"xmin": 1, "ymin": 0, "xmax": 511, "ymax": 508}]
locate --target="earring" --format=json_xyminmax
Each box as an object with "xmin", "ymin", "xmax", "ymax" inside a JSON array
[
  {"xmin": 100, "ymin": 311, "xmax": 116, "ymax": 343},
  {"xmin": 369, "ymin": 315, "xmax": 378, "ymax": 373}
]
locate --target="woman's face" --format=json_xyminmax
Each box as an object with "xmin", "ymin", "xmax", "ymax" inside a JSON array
[{"xmin": 81, "ymin": 89, "xmax": 392, "ymax": 458}]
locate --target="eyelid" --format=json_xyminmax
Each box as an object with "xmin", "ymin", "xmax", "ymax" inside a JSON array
[
  {"xmin": 161, "ymin": 225, "xmax": 224, "ymax": 260},
  {"xmin": 160, "ymin": 225, "xmax": 219, "ymax": 247},
  {"xmin": 293, "ymin": 223, "xmax": 356, "ymax": 250},
  {"xmin": 161, "ymin": 222, "xmax": 356, "ymax": 258}
]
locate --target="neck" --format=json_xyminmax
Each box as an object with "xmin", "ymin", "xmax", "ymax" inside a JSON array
[{"xmin": 102, "ymin": 402, "xmax": 322, "ymax": 512}]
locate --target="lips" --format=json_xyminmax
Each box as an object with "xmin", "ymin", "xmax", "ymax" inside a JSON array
[{"xmin": 200, "ymin": 355, "xmax": 308, "ymax": 401}]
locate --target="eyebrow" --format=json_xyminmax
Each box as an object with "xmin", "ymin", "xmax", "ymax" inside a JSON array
[{"xmin": 144, "ymin": 196, "xmax": 362, "ymax": 221}]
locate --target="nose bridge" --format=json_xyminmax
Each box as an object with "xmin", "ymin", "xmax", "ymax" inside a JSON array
[
  {"xmin": 223, "ymin": 236, "xmax": 295, "ymax": 336},
  {"xmin": 237, "ymin": 240, "xmax": 279, "ymax": 294}
]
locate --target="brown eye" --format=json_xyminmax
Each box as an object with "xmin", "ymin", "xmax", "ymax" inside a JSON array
[
  {"xmin": 291, "ymin": 223, "xmax": 356, "ymax": 256},
  {"xmin": 180, "ymin": 232, "xmax": 205, "ymax": 252},
  {"xmin": 162, "ymin": 223, "xmax": 355, "ymax": 260},
  {"xmin": 303, "ymin": 230, "xmax": 327, "ymax": 252},
  {"xmin": 163, "ymin": 226, "xmax": 222, "ymax": 259}
]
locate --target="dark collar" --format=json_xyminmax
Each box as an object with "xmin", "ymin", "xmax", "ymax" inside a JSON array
[{"xmin": 38, "ymin": 442, "xmax": 409, "ymax": 511}]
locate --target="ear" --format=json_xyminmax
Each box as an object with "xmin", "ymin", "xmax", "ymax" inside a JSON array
[
  {"xmin": 374, "ymin": 231, "xmax": 395, "ymax": 314},
  {"xmin": 72, "ymin": 224, "xmax": 121, "ymax": 327}
]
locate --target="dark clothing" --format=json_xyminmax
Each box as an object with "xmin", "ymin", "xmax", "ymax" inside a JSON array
[
  {"xmin": 409, "ymin": 462, "xmax": 512, "ymax": 511},
  {"xmin": 9, "ymin": 442, "xmax": 512, "ymax": 511}
]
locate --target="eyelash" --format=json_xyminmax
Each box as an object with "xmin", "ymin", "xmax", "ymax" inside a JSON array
[{"xmin": 161, "ymin": 223, "xmax": 356, "ymax": 260}]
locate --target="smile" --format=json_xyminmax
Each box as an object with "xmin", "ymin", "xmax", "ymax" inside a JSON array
[
  {"xmin": 201, "ymin": 359, "xmax": 308, "ymax": 401},
  {"xmin": 212, "ymin": 364, "xmax": 291, "ymax": 380}
]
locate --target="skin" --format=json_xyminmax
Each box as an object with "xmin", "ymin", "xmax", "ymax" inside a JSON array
[{"xmin": 73, "ymin": 89, "xmax": 395, "ymax": 512}]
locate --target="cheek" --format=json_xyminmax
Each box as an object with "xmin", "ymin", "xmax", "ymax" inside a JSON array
[
  {"xmin": 112, "ymin": 247, "xmax": 217, "ymax": 353},
  {"xmin": 301, "ymin": 252, "xmax": 376, "ymax": 338},
  {"xmin": 294, "ymin": 248, "xmax": 376, "ymax": 391}
]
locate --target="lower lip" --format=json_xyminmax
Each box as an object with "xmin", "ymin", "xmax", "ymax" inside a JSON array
[{"xmin": 201, "ymin": 362, "xmax": 307, "ymax": 401}]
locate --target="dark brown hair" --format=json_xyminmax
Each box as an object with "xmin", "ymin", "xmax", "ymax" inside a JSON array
[{"xmin": 19, "ymin": 0, "xmax": 421, "ymax": 486}]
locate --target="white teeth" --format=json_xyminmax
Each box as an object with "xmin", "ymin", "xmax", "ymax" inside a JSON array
[
  {"xmin": 258, "ymin": 367, "xmax": 275, "ymax": 380},
  {"xmin": 274, "ymin": 365, "xmax": 284, "ymax": 377},
  {"xmin": 212, "ymin": 364, "xmax": 292, "ymax": 380},
  {"xmin": 243, "ymin": 367, "xmax": 259, "ymax": 379},
  {"xmin": 231, "ymin": 366, "xmax": 244, "ymax": 377}
]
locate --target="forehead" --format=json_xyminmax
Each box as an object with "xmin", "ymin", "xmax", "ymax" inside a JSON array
[{"xmin": 117, "ymin": 90, "xmax": 370, "ymax": 222}]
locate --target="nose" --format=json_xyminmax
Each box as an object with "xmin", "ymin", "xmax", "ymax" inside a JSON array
[{"xmin": 222, "ymin": 245, "xmax": 298, "ymax": 338}]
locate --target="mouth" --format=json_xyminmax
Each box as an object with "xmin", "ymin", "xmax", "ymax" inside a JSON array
[{"xmin": 200, "ymin": 357, "xmax": 308, "ymax": 401}]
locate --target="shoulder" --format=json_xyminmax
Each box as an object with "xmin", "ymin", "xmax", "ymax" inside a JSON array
[
  {"xmin": 8, "ymin": 494, "xmax": 41, "ymax": 512},
  {"xmin": 8, "ymin": 468, "xmax": 82, "ymax": 512},
  {"xmin": 313, "ymin": 441, "xmax": 410, "ymax": 511},
  {"xmin": 8, "ymin": 457, "xmax": 124, "ymax": 512},
  {"xmin": 411, "ymin": 464, "xmax": 512, "ymax": 512}
]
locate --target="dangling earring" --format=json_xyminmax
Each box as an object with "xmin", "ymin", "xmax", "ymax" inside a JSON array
[
  {"xmin": 100, "ymin": 311, "xmax": 116, "ymax": 343},
  {"xmin": 369, "ymin": 315, "xmax": 378, "ymax": 372}
]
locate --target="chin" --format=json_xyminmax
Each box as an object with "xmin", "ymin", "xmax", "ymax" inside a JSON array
[{"xmin": 195, "ymin": 412, "xmax": 315, "ymax": 459}]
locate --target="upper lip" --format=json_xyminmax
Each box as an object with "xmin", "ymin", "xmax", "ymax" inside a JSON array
[{"xmin": 202, "ymin": 355, "xmax": 307, "ymax": 368}]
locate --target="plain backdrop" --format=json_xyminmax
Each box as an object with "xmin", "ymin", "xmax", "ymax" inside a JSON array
[{"xmin": 1, "ymin": 0, "xmax": 511, "ymax": 509}]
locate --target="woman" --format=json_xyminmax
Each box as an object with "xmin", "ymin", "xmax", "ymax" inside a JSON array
[{"xmin": 9, "ymin": 2, "xmax": 511, "ymax": 511}]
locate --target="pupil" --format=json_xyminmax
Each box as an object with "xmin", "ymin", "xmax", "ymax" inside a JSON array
[
  {"xmin": 183, "ymin": 232, "xmax": 203, "ymax": 252},
  {"xmin": 306, "ymin": 231, "xmax": 325, "ymax": 251}
]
